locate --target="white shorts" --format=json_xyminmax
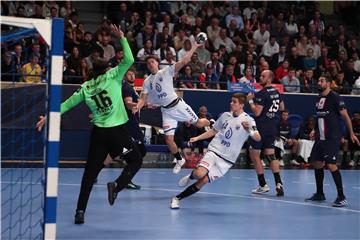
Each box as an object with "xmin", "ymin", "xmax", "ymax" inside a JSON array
[
  {"xmin": 161, "ymin": 99, "xmax": 199, "ymax": 135},
  {"xmin": 197, "ymin": 151, "xmax": 233, "ymax": 182}
]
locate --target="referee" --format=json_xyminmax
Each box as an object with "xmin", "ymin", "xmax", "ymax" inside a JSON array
[{"xmin": 37, "ymin": 24, "xmax": 142, "ymax": 224}]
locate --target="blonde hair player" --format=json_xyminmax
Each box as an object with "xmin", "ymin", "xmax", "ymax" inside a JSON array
[
  {"xmin": 170, "ymin": 93, "xmax": 261, "ymax": 209},
  {"xmin": 133, "ymin": 35, "xmax": 210, "ymax": 174}
]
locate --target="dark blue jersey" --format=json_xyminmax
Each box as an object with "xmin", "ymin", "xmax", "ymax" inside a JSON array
[
  {"xmin": 122, "ymin": 81, "xmax": 144, "ymax": 142},
  {"xmin": 315, "ymin": 90, "xmax": 346, "ymax": 140},
  {"xmin": 254, "ymin": 86, "xmax": 283, "ymax": 131}
]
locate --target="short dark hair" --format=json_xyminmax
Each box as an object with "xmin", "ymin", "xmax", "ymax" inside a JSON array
[
  {"xmin": 232, "ymin": 93, "xmax": 246, "ymax": 104},
  {"xmin": 145, "ymin": 55, "xmax": 160, "ymax": 63}
]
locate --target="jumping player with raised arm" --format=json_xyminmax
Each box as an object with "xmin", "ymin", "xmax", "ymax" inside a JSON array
[
  {"xmin": 170, "ymin": 93, "xmax": 261, "ymax": 209},
  {"xmin": 247, "ymin": 70, "xmax": 285, "ymax": 196},
  {"xmin": 305, "ymin": 75, "xmax": 360, "ymax": 207},
  {"xmin": 36, "ymin": 24, "xmax": 143, "ymax": 224},
  {"xmin": 133, "ymin": 41, "xmax": 210, "ymax": 174}
]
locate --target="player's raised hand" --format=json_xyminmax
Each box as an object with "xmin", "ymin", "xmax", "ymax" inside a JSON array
[
  {"xmin": 189, "ymin": 137, "xmax": 198, "ymax": 143},
  {"xmin": 241, "ymin": 121, "xmax": 250, "ymax": 131},
  {"xmin": 246, "ymin": 93, "xmax": 254, "ymax": 102},
  {"xmin": 110, "ymin": 24, "xmax": 124, "ymax": 39},
  {"xmin": 36, "ymin": 116, "xmax": 46, "ymax": 132}
]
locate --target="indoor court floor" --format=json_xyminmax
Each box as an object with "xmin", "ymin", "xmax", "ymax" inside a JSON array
[{"xmin": 2, "ymin": 168, "xmax": 360, "ymax": 239}]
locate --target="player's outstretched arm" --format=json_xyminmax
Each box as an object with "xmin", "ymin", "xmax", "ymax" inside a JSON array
[
  {"xmin": 190, "ymin": 128, "xmax": 218, "ymax": 143},
  {"xmin": 247, "ymin": 93, "xmax": 263, "ymax": 117},
  {"xmin": 133, "ymin": 92, "xmax": 148, "ymax": 114},
  {"xmin": 242, "ymin": 121, "xmax": 261, "ymax": 142},
  {"xmin": 340, "ymin": 109, "xmax": 360, "ymax": 146},
  {"xmin": 109, "ymin": 24, "xmax": 134, "ymax": 79},
  {"xmin": 174, "ymin": 41, "xmax": 204, "ymax": 73}
]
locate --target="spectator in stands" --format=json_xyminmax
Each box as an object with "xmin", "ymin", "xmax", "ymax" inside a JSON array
[
  {"xmin": 225, "ymin": 6, "xmax": 244, "ymax": 30},
  {"xmin": 348, "ymin": 112, "xmax": 360, "ymax": 167},
  {"xmin": 347, "ymin": 38, "xmax": 360, "ymax": 59},
  {"xmin": 336, "ymin": 49, "xmax": 348, "ymax": 71},
  {"xmin": 155, "ymin": 36, "xmax": 176, "ymax": 61},
  {"xmin": 67, "ymin": 11, "xmax": 79, "ymax": 30},
  {"xmin": 331, "ymin": 71, "xmax": 350, "ymax": 94},
  {"xmin": 228, "ymin": 19, "xmax": 242, "ymax": 43},
  {"xmin": 157, "ymin": 26, "xmax": 174, "ymax": 48},
  {"xmin": 63, "ymin": 59, "xmax": 79, "ymax": 84},
  {"xmin": 317, "ymin": 47, "xmax": 331, "ymax": 75},
  {"xmin": 331, "ymin": 34, "xmax": 347, "ymax": 59},
  {"xmin": 60, "ymin": 0, "xmax": 75, "ymax": 19},
  {"xmin": 239, "ymin": 67, "xmax": 256, "ymax": 83},
  {"xmin": 243, "ymin": 2, "xmax": 257, "ymax": 20},
  {"xmin": 116, "ymin": 2, "xmax": 132, "ymax": 31},
  {"xmin": 287, "ymin": 47, "xmax": 303, "ymax": 73},
  {"xmin": 136, "ymin": 24, "xmax": 156, "ymax": 50},
  {"xmin": 187, "ymin": 52, "xmax": 205, "ymax": 79},
  {"xmin": 272, "ymin": 45, "xmax": 288, "ymax": 69},
  {"xmin": 196, "ymin": 44, "xmax": 211, "ymax": 65},
  {"xmin": 275, "ymin": 60, "xmax": 290, "ymax": 82},
  {"xmin": 281, "ymin": 68, "xmax": 300, "ymax": 93},
  {"xmin": 184, "ymin": 7, "xmax": 196, "ymax": 26},
  {"xmin": 261, "ymin": 35, "xmax": 279, "ymax": 62},
  {"xmin": 127, "ymin": 12, "xmax": 143, "ymax": 37},
  {"xmin": 84, "ymin": 47, "xmax": 101, "ymax": 71},
  {"xmin": 109, "ymin": 48, "xmax": 124, "ymax": 68},
  {"xmin": 1, "ymin": 51, "xmax": 16, "ymax": 82},
  {"xmin": 98, "ymin": 34, "xmax": 115, "ymax": 62},
  {"xmin": 43, "ymin": 1, "xmax": 59, "ymax": 18},
  {"xmin": 307, "ymin": 36, "xmax": 321, "ymax": 59},
  {"xmin": 160, "ymin": 50, "xmax": 176, "ymax": 70},
  {"xmin": 67, "ymin": 46, "xmax": 82, "ymax": 76},
  {"xmin": 173, "ymin": 29, "xmax": 188, "ymax": 51},
  {"xmin": 213, "ymin": 28, "xmax": 236, "ymax": 53},
  {"xmin": 21, "ymin": 54, "xmax": 42, "ymax": 83},
  {"xmin": 136, "ymin": 39, "xmax": 156, "ymax": 61},
  {"xmin": 15, "ymin": 6, "xmax": 26, "ymax": 18},
  {"xmin": 199, "ymin": 64, "xmax": 220, "ymax": 90},
  {"xmin": 206, "ymin": 17, "xmax": 221, "ymax": 42},
  {"xmin": 227, "ymin": 55, "xmax": 241, "ymax": 79},
  {"xmin": 276, "ymin": 110, "xmax": 300, "ymax": 166},
  {"xmin": 351, "ymin": 52, "xmax": 360, "ymax": 73},
  {"xmin": 296, "ymin": 36, "xmax": 308, "ymax": 57},
  {"xmin": 253, "ymin": 23, "xmax": 270, "ymax": 50},
  {"xmin": 309, "ymin": 10, "xmax": 325, "ymax": 37},
  {"xmin": 80, "ymin": 58, "xmax": 90, "ymax": 82},
  {"xmin": 79, "ymin": 32, "xmax": 94, "ymax": 58},
  {"xmin": 12, "ymin": 44, "xmax": 25, "ymax": 74},
  {"xmin": 178, "ymin": 65, "xmax": 196, "ymax": 89},
  {"xmin": 157, "ymin": 14, "xmax": 174, "ymax": 35},
  {"xmin": 206, "ymin": 51, "xmax": 224, "ymax": 79},
  {"xmin": 178, "ymin": 39, "xmax": 192, "ymax": 61},
  {"xmin": 300, "ymin": 69, "xmax": 317, "ymax": 93},
  {"xmin": 285, "ymin": 14, "xmax": 298, "ymax": 37},
  {"xmin": 344, "ymin": 60, "xmax": 360, "ymax": 86},
  {"xmin": 221, "ymin": 65, "xmax": 238, "ymax": 89},
  {"xmin": 321, "ymin": 25, "xmax": 336, "ymax": 49},
  {"xmin": 271, "ymin": 19, "xmax": 286, "ymax": 41},
  {"xmin": 173, "ymin": 14, "xmax": 191, "ymax": 33},
  {"xmin": 303, "ymin": 48, "xmax": 317, "ymax": 71}
]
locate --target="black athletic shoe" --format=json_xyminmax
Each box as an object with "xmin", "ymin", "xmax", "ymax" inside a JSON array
[
  {"xmin": 107, "ymin": 182, "xmax": 118, "ymax": 206},
  {"xmin": 276, "ymin": 183, "xmax": 284, "ymax": 196},
  {"xmin": 126, "ymin": 181, "xmax": 141, "ymax": 190},
  {"xmin": 332, "ymin": 196, "xmax": 348, "ymax": 207},
  {"xmin": 74, "ymin": 210, "xmax": 84, "ymax": 224},
  {"xmin": 305, "ymin": 193, "xmax": 326, "ymax": 202}
]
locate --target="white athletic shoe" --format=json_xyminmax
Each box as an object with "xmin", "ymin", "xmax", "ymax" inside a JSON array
[
  {"xmin": 252, "ymin": 184, "xmax": 270, "ymax": 194},
  {"xmin": 178, "ymin": 174, "xmax": 191, "ymax": 187},
  {"xmin": 170, "ymin": 197, "xmax": 180, "ymax": 209},
  {"xmin": 290, "ymin": 159, "xmax": 300, "ymax": 166},
  {"xmin": 279, "ymin": 160, "xmax": 285, "ymax": 167},
  {"xmin": 173, "ymin": 158, "xmax": 186, "ymax": 174}
]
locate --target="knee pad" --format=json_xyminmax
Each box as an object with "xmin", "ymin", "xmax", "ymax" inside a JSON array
[{"xmin": 264, "ymin": 154, "xmax": 277, "ymax": 163}]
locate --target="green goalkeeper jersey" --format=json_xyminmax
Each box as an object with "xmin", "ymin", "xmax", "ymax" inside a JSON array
[{"xmin": 60, "ymin": 38, "xmax": 134, "ymax": 128}]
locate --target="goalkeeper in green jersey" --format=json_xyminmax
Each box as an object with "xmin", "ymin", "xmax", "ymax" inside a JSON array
[{"xmin": 36, "ymin": 24, "xmax": 143, "ymax": 224}]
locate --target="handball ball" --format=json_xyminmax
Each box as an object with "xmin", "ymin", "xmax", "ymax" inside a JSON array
[{"xmin": 196, "ymin": 32, "xmax": 207, "ymax": 44}]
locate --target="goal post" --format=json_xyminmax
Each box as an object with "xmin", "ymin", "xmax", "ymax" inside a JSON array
[{"xmin": 1, "ymin": 16, "xmax": 64, "ymax": 240}]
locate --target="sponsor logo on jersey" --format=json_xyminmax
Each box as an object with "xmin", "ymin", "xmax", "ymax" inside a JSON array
[{"xmin": 236, "ymin": 125, "xmax": 241, "ymax": 130}]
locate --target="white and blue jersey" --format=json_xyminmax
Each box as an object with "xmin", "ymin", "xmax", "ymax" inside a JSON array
[
  {"xmin": 209, "ymin": 111, "xmax": 257, "ymax": 163},
  {"xmin": 142, "ymin": 65, "xmax": 178, "ymax": 106}
]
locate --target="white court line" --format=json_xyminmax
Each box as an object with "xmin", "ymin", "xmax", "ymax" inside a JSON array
[{"xmin": 2, "ymin": 181, "xmax": 360, "ymax": 214}]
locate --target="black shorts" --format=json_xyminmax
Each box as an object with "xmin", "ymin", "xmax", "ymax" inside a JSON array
[
  {"xmin": 249, "ymin": 131, "xmax": 276, "ymax": 150},
  {"xmin": 309, "ymin": 139, "xmax": 341, "ymax": 164}
]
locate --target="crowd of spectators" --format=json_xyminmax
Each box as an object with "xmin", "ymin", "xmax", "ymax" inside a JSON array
[{"xmin": 1, "ymin": 1, "xmax": 360, "ymax": 94}]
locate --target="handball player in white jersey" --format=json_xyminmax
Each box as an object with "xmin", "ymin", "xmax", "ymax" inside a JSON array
[
  {"xmin": 134, "ymin": 41, "xmax": 210, "ymax": 174},
  {"xmin": 170, "ymin": 93, "xmax": 261, "ymax": 209}
]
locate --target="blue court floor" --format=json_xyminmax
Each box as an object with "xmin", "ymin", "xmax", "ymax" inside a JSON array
[{"xmin": 2, "ymin": 168, "xmax": 360, "ymax": 239}]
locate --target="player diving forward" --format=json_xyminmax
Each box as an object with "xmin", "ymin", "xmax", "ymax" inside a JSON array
[{"xmin": 170, "ymin": 93, "xmax": 261, "ymax": 209}]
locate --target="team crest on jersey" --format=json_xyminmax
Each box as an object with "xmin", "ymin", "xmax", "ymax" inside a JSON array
[
  {"xmin": 225, "ymin": 128, "xmax": 233, "ymax": 139},
  {"xmin": 156, "ymin": 83, "xmax": 162, "ymax": 92}
]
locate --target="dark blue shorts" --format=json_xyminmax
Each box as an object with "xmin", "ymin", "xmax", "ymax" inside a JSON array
[
  {"xmin": 249, "ymin": 131, "xmax": 276, "ymax": 150},
  {"xmin": 309, "ymin": 140, "xmax": 341, "ymax": 164}
]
